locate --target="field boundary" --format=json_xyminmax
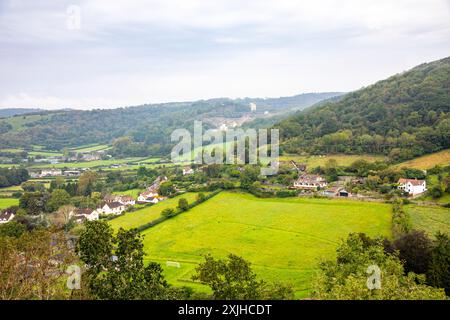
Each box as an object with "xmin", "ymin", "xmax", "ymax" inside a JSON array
[{"xmin": 136, "ymin": 190, "xmax": 222, "ymax": 232}]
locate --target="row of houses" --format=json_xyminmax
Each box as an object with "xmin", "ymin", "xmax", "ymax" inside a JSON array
[
  {"xmin": 30, "ymin": 169, "xmax": 82, "ymax": 178},
  {"xmin": 70, "ymin": 196, "xmax": 134, "ymax": 222}
]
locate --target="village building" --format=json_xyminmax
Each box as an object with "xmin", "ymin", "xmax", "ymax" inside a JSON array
[
  {"xmin": 183, "ymin": 166, "xmax": 195, "ymax": 175},
  {"xmin": 293, "ymin": 174, "xmax": 328, "ymax": 190},
  {"xmin": 0, "ymin": 210, "xmax": 15, "ymax": 224},
  {"xmin": 40, "ymin": 168, "xmax": 63, "ymax": 177},
  {"xmin": 137, "ymin": 176, "xmax": 168, "ymax": 204},
  {"xmin": 323, "ymin": 186, "xmax": 350, "ymax": 197},
  {"xmin": 64, "ymin": 170, "xmax": 81, "ymax": 177},
  {"xmin": 70, "ymin": 208, "xmax": 99, "ymax": 222},
  {"xmin": 105, "ymin": 195, "xmax": 136, "ymax": 206},
  {"xmin": 397, "ymin": 178, "xmax": 427, "ymax": 195},
  {"xmin": 97, "ymin": 202, "xmax": 127, "ymax": 215},
  {"xmin": 137, "ymin": 191, "xmax": 162, "ymax": 204}
]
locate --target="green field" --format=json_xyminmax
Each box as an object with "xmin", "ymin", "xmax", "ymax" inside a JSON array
[
  {"xmin": 407, "ymin": 205, "xmax": 450, "ymax": 238},
  {"xmin": 5, "ymin": 114, "xmax": 51, "ymax": 131},
  {"xmin": 69, "ymin": 144, "xmax": 111, "ymax": 153},
  {"xmin": 394, "ymin": 149, "xmax": 450, "ymax": 170},
  {"xmin": 28, "ymin": 151, "xmax": 63, "ymax": 157},
  {"xmin": 138, "ymin": 192, "xmax": 392, "ymax": 297},
  {"xmin": 112, "ymin": 189, "xmax": 143, "ymax": 198},
  {"xmin": 0, "ymin": 198, "xmax": 19, "ymax": 209},
  {"xmin": 279, "ymin": 154, "xmax": 386, "ymax": 169},
  {"xmin": 29, "ymin": 157, "xmax": 145, "ymax": 169},
  {"xmin": 109, "ymin": 192, "xmax": 205, "ymax": 231}
]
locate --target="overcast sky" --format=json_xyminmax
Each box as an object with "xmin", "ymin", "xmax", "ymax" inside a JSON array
[{"xmin": 0, "ymin": 0, "xmax": 449, "ymax": 109}]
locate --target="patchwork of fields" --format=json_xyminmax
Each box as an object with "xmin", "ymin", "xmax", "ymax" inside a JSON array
[{"xmin": 121, "ymin": 192, "xmax": 393, "ymax": 297}]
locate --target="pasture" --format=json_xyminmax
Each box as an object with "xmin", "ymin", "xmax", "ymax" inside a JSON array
[
  {"xmin": 139, "ymin": 192, "xmax": 392, "ymax": 297},
  {"xmin": 406, "ymin": 205, "xmax": 450, "ymax": 238},
  {"xmin": 0, "ymin": 198, "xmax": 19, "ymax": 209},
  {"xmin": 394, "ymin": 149, "xmax": 450, "ymax": 170}
]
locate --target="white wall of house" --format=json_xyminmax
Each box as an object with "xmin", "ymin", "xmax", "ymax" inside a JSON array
[{"xmin": 398, "ymin": 181, "xmax": 427, "ymax": 195}]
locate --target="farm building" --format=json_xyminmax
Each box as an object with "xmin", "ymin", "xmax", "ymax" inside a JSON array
[
  {"xmin": 397, "ymin": 178, "xmax": 427, "ymax": 195},
  {"xmin": 97, "ymin": 202, "xmax": 127, "ymax": 215},
  {"xmin": 70, "ymin": 208, "xmax": 99, "ymax": 222}
]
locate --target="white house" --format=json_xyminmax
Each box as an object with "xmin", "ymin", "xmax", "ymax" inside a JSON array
[
  {"xmin": 293, "ymin": 174, "xmax": 328, "ymax": 190},
  {"xmin": 70, "ymin": 208, "xmax": 99, "ymax": 222},
  {"xmin": 40, "ymin": 169, "xmax": 63, "ymax": 177},
  {"xmin": 0, "ymin": 210, "xmax": 15, "ymax": 224},
  {"xmin": 397, "ymin": 178, "xmax": 427, "ymax": 195},
  {"xmin": 182, "ymin": 167, "xmax": 195, "ymax": 175},
  {"xmin": 137, "ymin": 191, "xmax": 163, "ymax": 204},
  {"xmin": 97, "ymin": 202, "xmax": 127, "ymax": 215}
]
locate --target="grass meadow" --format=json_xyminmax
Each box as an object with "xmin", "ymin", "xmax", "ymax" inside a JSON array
[
  {"xmin": 137, "ymin": 191, "xmax": 392, "ymax": 297},
  {"xmin": 0, "ymin": 198, "xmax": 19, "ymax": 209},
  {"xmin": 406, "ymin": 205, "xmax": 450, "ymax": 238},
  {"xmin": 394, "ymin": 149, "xmax": 450, "ymax": 170}
]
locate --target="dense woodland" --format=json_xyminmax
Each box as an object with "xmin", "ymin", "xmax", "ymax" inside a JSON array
[
  {"xmin": 0, "ymin": 168, "xmax": 29, "ymax": 188},
  {"xmin": 277, "ymin": 57, "xmax": 450, "ymax": 161}
]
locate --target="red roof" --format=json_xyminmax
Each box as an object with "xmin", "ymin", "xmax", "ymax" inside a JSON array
[{"xmin": 398, "ymin": 178, "xmax": 425, "ymax": 186}]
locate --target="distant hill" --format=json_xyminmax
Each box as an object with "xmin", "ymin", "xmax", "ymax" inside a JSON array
[
  {"xmin": 276, "ymin": 56, "xmax": 450, "ymax": 161},
  {"xmin": 0, "ymin": 108, "xmax": 42, "ymax": 118},
  {"xmin": 0, "ymin": 92, "xmax": 340, "ymax": 155}
]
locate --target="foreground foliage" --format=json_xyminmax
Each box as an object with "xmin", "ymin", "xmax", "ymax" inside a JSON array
[{"xmin": 312, "ymin": 233, "xmax": 447, "ymax": 299}]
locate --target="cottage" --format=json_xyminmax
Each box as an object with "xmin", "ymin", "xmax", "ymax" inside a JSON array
[
  {"xmin": 105, "ymin": 195, "xmax": 136, "ymax": 206},
  {"xmin": 40, "ymin": 169, "xmax": 63, "ymax": 177},
  {"xmin": 0, "ymin": 210, "xmax": 15, "ymax": 224},
  {"xmin": 397, "ymin": 178, "xmax": 427, "ymax": 195},
  {"xmin": 64, "ymin": 170, "xmax": 81, "ymax": 177},
  {"xmin": 97, "ymin": 202, "xmax": 127, "ymax": 215},
  {"xmin": 71, "ymin": 208, "xmax": 99, "ymax": 222},
  {"xmin": 182, "ymin": 167, "xmax": 195, "ymax": 175},
  {"xmin": 293, "ymin": 174, "xmax": 328, "ymax": 190}
]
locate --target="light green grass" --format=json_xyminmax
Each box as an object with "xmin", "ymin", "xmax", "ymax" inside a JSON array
[
  {"xmin": 0, "ymin": 148, "xmax": 25, "ymax": 153},
  {"xmin": 394, "ymin": 149, "xmax": 450, "ymax": 170},
  {"xmin": 28, "ymin": 151, "xmax": 63, "ymax": 157},
  {"xmin": 139, "ymin": 191, "xmax": 392, "ymax": 297},
  {"xmin": 0, "ymin": 185, "xmax": 23, "ymax": 192},
  {"xmin": 406, "ymin": 205, "xmax": 450, "ymax": 238},
  {"xmin": 0, "ymin": 198, "xmax": 19, "ymax": 209},
  {"xmin": 5, "ymin": 114, "xmax": 50, "ymax": 131},
  {"xmin": 109, "ymin": 192, "xmax": 205, "ymax": 231},
  {"xmin": 30, "ymin": 157, "xmax": 145, "ymax": 169},
  {"xmin": 112, "ymin": 189, "xmax": 143, "ymax": 198},
  {"xmin": 69, "ymin": 144, "xmax": 111, "ymax": 153}
]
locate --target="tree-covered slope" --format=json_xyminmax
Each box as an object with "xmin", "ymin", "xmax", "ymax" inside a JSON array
[
  {"xmin": 0, "ymin": 92, "xmax": 340, "ymax": 153},
  {"xmin": 277, "ymin": 57, "xmax": 450, "ymax": 161}
]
